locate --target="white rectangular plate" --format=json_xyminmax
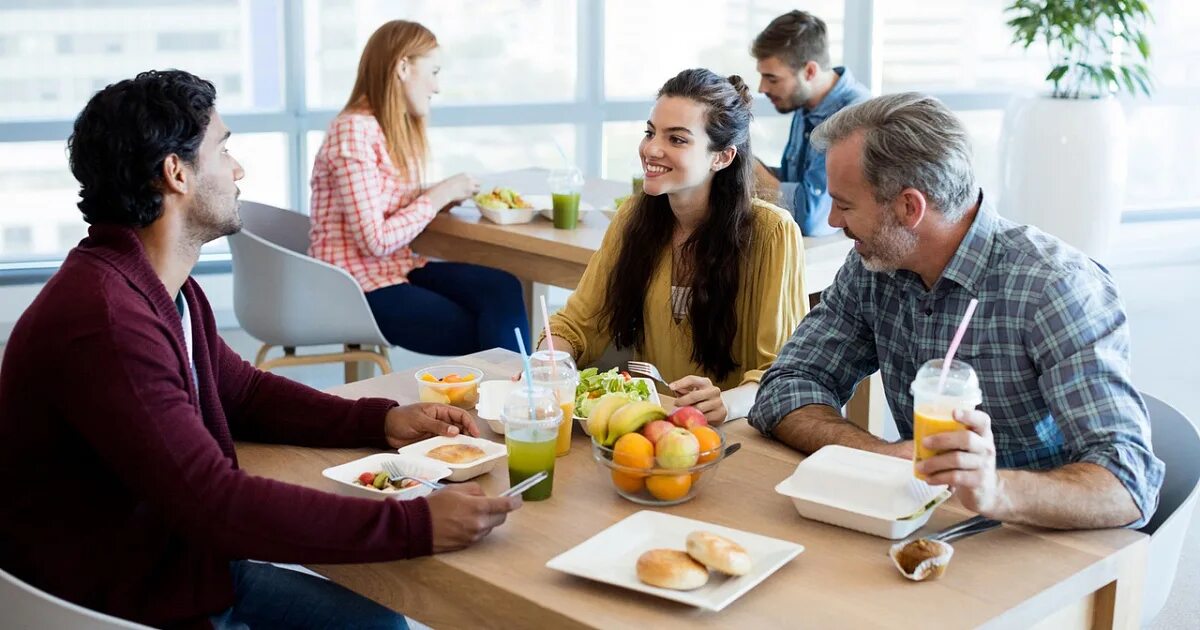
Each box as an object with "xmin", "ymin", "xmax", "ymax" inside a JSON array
[{"xmin": 545, "ymin": 510, "xmax": 804, "ymax": 612}]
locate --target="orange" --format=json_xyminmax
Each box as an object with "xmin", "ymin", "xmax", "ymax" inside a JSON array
[
  {"xmin": 612, "ymin": 433, "xmax": 654, "ymax": 478},
  {"xmin": 690, "ymin": 426, "xmax": 721, "ymax": 464},
  {"xmin": 646, "ymin": 473, "xmax": 692, "ymax": 502},
  {"xmin": 611, "ymin": 470, "xmax": 645, "ymax": 494}
]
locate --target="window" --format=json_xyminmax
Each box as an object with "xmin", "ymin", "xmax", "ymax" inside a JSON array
[
  {"xmin": 2, "ymin": 1, "xmax": 1196, "ymax": 270},
  {"xmin": 304, "ymin": 0, "xmax": 578, "ymax": 109},
  {"xmin": 878, "ymin": 0, "xmax": 1047, "ymax": 93},
  {"xmin": 604, "ymin": 0, "xmax": 845, "ymax": 100},
  {"xmin": 0, "ymin": 0, "xmax": 280, "ymax": 122}
]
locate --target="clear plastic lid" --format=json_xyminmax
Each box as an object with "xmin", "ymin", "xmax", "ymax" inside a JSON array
[
  {"xmin": 529, "ymin": 350, "xmax": 578, "ymax": 385},
  {"xmin": 910, "ymin": 359, "xmax": 982, "ymax": 412},
  {"xmin": 501, "ymin": 385, "xmax": 562, "ymax": 428}
]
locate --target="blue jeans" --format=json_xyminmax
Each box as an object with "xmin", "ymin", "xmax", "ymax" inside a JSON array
[
  {"xmin": 366, "ymin": 262, "xmax": 530, "ymax": 355},
  {"xmin": 211, "ymin": 561, "xmax": 407, "ymax": 630}
]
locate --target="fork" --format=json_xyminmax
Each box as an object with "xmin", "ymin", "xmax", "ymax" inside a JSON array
[
  {"xmin": 626, "ymin": 361, "xmax": 671, "ymax": 390},
  {"xmin": 381, "ymin": 460, "xmax": 445, "ymax": 491},
  {"xmin": 920, "ymin": 515, "xmax": 1002, "ymax": 544}
]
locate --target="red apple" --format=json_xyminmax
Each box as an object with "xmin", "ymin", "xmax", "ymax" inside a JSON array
[
  {"xmin": 641, "ymin": 420, "xmax": 674, "ymax": 445},
  {"xmin": 669, "ymin": 406, "xmax": 708, "ymax": 430}
]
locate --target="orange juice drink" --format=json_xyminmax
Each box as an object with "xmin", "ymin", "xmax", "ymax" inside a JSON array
[
  {"xmin": 529, "ymin": 352, "xmax": 580, "ymax": 457},
  {"xmin": 910, "ymin": 359, "xmax": 982, "ymax": 480}
]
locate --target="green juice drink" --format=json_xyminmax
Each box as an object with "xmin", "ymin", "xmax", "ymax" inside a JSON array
[
  {"xmin": 551, "ymin": 192, "xmax": 580, "ymax": 229},
  {"xmin": 506, "ymin": 428, "xmax": 557, "ymax": 500},
  {"xmin": 500, "ymin": 385, "xmax": 563, "ymax": 501}
]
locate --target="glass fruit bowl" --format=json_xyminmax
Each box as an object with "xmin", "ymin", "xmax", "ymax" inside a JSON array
[
  {"xmin": 591, "ymin": 426, "xmax": 727, "ymax": 506},
  {"xmin": 414, "ymin": 365, "xmax": 483, "ymax": 410}
]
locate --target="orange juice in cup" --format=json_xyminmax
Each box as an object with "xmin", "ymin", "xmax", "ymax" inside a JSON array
[
  {"xmin": 530, "ymin": 351, "xmax": 579, "ymax": 457},
  {"xmin": 911, "ymin": 359, "xmax": 982, "ymax": 480}
]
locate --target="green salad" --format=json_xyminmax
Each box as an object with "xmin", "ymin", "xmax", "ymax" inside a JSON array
[{"xmin": 574, "ymin": 367, "xmax": 653, "ymax": 418}]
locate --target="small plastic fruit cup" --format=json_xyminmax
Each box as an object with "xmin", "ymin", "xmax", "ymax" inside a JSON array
[
  {"xmin": 591, "ymin": 428, "xmax": 727, "ymax": 506},
  {"xmin": 414, "ymin": 365, "xmax": 484, "ymax": 410}
]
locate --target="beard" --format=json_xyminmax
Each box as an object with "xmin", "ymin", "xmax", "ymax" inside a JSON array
[
  {"xmin": 773, "ymin": 82, "xmax": 815, "ymax": 114},
  {"xmin": 852, "ymin": 211, "xmax": 918, "ymax": 273},
  {"xmin": 189, "ymin": 176, "xmax": 242, "ymax": 243}
]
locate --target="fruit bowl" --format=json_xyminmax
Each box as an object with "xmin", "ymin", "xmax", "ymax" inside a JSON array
[
  {"xmin": 591, "ymin": 427, "xmax": 727, "ymax": 506},
  {"xmin": 414, "ymin": 365, "xmax": 483, "ymax": 410}
]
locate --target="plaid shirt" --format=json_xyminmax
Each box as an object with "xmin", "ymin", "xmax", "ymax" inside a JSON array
[
  {"xmin": 309, "ymin": 112, "xmax": 435, "ymax": 292},
  {"xmin": 750, "ymin": 193, "xmax": 1164, "ymax": 527}
]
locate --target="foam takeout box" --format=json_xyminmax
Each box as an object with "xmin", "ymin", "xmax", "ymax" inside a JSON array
[{"xmin": 774, "ymin": 444, "xmax": 951, "ymax": 539}]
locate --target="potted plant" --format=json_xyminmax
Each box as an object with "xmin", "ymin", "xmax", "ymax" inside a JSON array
[{"xmin": 998, "ymin": 0, "xmax": 1154, "ymax": 260}]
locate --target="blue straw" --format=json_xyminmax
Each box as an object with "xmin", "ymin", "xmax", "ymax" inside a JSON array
[{"xmin": 513, "ymin": 328, "xmax": 536, "ymax": 416}]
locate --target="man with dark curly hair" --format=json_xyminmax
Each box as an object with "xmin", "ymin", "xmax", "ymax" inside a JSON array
[{"xmin": 0, "ymin": 70, "xmax": 521, "ymax": 629}]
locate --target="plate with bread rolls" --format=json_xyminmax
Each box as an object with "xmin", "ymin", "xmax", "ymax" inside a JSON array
[{"xmin": 545, "ymin": 510, "xmax": 803, "ymax": 611}]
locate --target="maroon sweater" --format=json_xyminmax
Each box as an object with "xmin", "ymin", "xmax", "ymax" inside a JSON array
[{"xmin": 0, "ymin": 225, "xmax": 432, "ymax": 628}]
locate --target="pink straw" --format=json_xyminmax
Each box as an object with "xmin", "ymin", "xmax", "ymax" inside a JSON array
[
  {"xmin": 539, "ymin": 295, "xmax": 557, "ymax": 379},
  {"xmin": 937, "ymin": 298, "xmax": 979, "ymax": 394}
]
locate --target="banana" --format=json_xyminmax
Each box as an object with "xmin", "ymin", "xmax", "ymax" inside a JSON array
[
  {"xmin": 602, "ymin": 401, "xmax": 667, "ymax": 447},
  {"xmin": 585, "ymin": 393, "xmax": 629, "ymax": 444}
]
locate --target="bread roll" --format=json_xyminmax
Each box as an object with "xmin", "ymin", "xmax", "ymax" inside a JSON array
[
  {"xmin": 425, "ymin": 444, "xmax": 486, "ymax": 464},
  {"xmin": 636, "ymin": 549, "xmax": 709, "ymax": 590},
  {"xmin": 685, "ymin": 531, "xmax": 752, "ymax": 576}
]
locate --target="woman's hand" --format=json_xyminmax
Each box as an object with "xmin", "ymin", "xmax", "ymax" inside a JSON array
[
  {"xmin": 429, "ymin": 173, "xmax": 480, "ymax": 210},
  {"xmin": 668, "ymin": 375, "xmax": 727, "ymax": 424}
]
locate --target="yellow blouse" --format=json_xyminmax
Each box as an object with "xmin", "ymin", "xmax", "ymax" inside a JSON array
[{"xmin": 546, "ymin": 198, "xmax": 808, "ymax": 391}]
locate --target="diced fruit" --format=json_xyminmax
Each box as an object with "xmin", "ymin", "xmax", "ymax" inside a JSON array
[
  {"xmin": 419, "ymin": 387, "xmax": 451, "ymax": 404},
  {"xmin": 655, "ymin": 428, "xmax": 700, "ymax": 469},
  {"xmin": 372, "ymin": 472, "xmax": 389, "ymax": 490},
  {"xmin": 641, "ymin": 420, "xmax": 674, "ymax": 445},
  {"xmin": 611, "ymin": 470, "xmax": 645, "ymax": 494},
  {"xmin": 691, "ymin": 426, "xmax": 722, "ymax": 464},
  {"xmin": 613, "ymin": 433, "xmax": 654, "ymax": 478},
  {"xmin": 646, "ymin": 473, "xmax": 692, "ymax": 501},
  {"xmin": 357, "ymin": 472, "xmax": 377, "ymax": 485},
  {"xmin": 441, "ymin": 373, "xmax": 465, "ymax": 383},
  {"xmin": 420, "ymin": 373, "xmax": 439, "ymax": 382},
  {"xmin": 669, "ymin": 406, "xmax": 708, "ymax": 430}
]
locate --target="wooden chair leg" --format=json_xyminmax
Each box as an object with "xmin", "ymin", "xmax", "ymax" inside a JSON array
[
  {"xmin": 377, "ymin": 346, "xmax": 392, "ymax": 374},
  {"xmin": 254, "ymin": 344, "xmax": 273, "ymax": 369},
  {"xmin": 344, "ymin": 344, "xmax": 361, "ymax": 383}
]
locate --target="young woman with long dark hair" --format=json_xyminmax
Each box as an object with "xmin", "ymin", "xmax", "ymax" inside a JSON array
[{"xmin": 542, "ymin": 68, "xmax": 808, "ymax": 423}]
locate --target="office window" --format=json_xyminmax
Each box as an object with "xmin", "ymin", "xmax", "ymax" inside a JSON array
[
  {"xmin": 604, "ymin": 0, "xmax": 845, "ymax": 100},
  {"xmin": 878, "ymin": 0, "xmax": 1047, "ymax": 93},
  {"xmin": 304, "ymin": 0, "xmax": 578, "ymax": 109},
  {"xmin": 0, "ymin": 0, "xmax": 280, "ymax": 121},
  {"xmin": 0, "ymin": 141, "xmax": 81, "ymax": 260},
  {"xmin": 1, "ymin": 226, "xmax": 35, "ymax": 258}
]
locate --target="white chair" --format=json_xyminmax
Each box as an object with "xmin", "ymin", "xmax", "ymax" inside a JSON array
[
  {"xmin": 1138, "ymin": 392, "xmax": 1200, "ymax": 627},
  {"xmin": 229, "ymin": 201, "xmax": 392, "ymax": 381},
  {"xmin": 0, "ymin": 567, "xmax": 151, "ymax": 629}
]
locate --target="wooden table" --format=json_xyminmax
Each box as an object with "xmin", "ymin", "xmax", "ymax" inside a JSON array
[{"xmin": 237, "ymin": 349, "xmax": 1147, "ymax": 630}]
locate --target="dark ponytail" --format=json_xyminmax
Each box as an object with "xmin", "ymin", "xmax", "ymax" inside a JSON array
[{"xmin": 600, "ymin": 69, "xmax": 755, "ymax": 382}]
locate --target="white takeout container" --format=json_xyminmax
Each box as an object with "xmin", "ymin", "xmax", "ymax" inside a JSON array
[
  {"xmin": 478, "ymin": 205, "xmax": 537, "ymax": 225},
  {"xmin": 774, "ymin": 445, "xmax": 951, "ymax": 539},
  {"xmin": 477, "ymin": 379, "xmax": 521, "ymax": 434},
  {"xmin": 397, "ymin": 435, "xmax": 507, "ymax": 482},
  {"xmin": 321, "ymin": 453, "xmax": 451, "ymax": 500}
]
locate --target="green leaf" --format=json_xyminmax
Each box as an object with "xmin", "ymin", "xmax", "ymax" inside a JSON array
[{"xmin": 1046, "ymin": 65, "xmax": 1070, "ymax": 82}]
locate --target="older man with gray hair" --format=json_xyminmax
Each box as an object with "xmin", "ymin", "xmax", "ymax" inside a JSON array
[{"xmin": 750, "ymin": 92, "xmax": 1163, "ymax": 530}]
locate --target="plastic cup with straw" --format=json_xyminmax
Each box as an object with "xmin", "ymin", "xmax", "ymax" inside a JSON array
[
  {"xmin": 533, "ymin": 296, "xmax": 579, "ymax": 456},
  {"xmin": 912, "ymin": 298, "xmax": 984, "ymax": 481},
  {"xmin": 505, "ymin": 327, "xmax": 561, "ymax": 500}
]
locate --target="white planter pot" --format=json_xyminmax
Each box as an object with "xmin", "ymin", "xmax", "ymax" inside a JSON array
[{"xmin": 999, "ymin": 96, "xmax": 1127, "ymax": 261}]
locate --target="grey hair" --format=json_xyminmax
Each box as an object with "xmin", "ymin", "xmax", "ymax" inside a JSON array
[{"xmin": 811, "ymin": 92, "xmax": 976, "ymax": 221}]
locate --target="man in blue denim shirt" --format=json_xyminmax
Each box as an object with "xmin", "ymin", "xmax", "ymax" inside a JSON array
[
  {"xmin": 750, "ymin": 93, "xmax": 1163, "ymax": 530},
  {"xmin": 752, "ymin": 10, "xmax": 870, "ymax": 236}
]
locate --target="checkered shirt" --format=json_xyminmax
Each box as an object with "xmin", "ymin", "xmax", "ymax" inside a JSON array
[
  {"xmin": 309, "ymin": 112, "xmax": 435, "ymax": 292},
  {"xmin": 750, "ymin": 193, "xmax": 1164, "ymax": 527}
]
